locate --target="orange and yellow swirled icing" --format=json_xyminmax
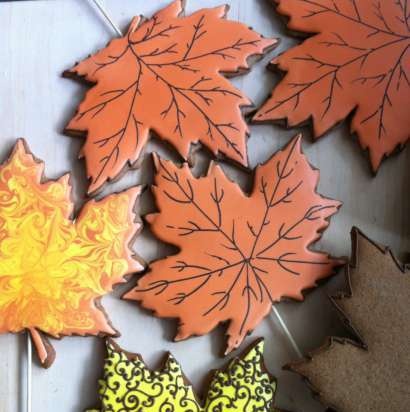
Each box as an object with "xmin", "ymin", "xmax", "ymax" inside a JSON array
[{"xmin": 0, "ymin": 140, "xmax": 142, "ymax": 337}]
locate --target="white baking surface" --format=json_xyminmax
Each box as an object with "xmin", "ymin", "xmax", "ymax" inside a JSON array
[{"xmin": 0, "ymin": 1, "xmax": 409, "ymax": 411}]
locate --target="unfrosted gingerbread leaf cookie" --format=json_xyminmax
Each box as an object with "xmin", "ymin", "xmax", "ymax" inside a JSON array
[
  {"xmin": 254, "ymin": 0, "xmax": 410, "ymax": 172},
  {"xmin": 64, "ymin": 0, "xmax": 277, "ymax": 194},
  {"xmin": 0, "ymin": 140, "xmax": 143, "ymax": 367},
  {"xmin": 291, "ymin": 228, "xmax": 410, "ymax": 411},
  {"xmin": 87, "ymin": 338, "xmax": 282, "ymax": 412},
  {"xmin": 125, "ymin": 135, "xmax": 343, "ymax": 354}
]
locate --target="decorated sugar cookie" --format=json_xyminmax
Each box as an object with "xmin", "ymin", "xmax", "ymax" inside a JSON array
[
  {"xmin": 291, "ymin": 228, "xmax": 410, "ymax": 411},
  {"xmin": 254, "ymin": 0, "xmax": 410, "ymax": 172},
  {"xmin": 87, "ymin": 338, "xmax": 282, "ymax": 412},
  {"xmin": 0, "ymin": 140, "xmax": 143, "ymax": 367},
  {"xmin": 64, "ymin": 0, "xmax": 277, "ymax": 194},
  {"xmin": 125, "ymin": 135, "xmax": 343, "ymax": 354}
]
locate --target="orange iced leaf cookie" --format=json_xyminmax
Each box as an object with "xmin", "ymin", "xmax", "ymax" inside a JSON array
[
  {"xmin": 64, "ymin": 0, "xmax": 277, "ymax": 194},
  {"xmin": 125, "ymin": 135, "xmax": 343, "ymax": 353},
  {"xmin": 0, "ymin": 140, "xmax": 144, "ymax": 367},
  {"xmin": 254, "ymin": 0, "xmax": 410, "ymax": 172}
]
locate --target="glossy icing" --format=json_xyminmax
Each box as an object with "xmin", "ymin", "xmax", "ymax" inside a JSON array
[
  {"xmin": 87, "ymin": 339, "xmax": 279, "ymax": 412},
  {"xmin": 125, "ymin": 135, "xmax": 343, "ymax": 353},
  {"xmin": 65, "ymin": 0, "xmax": 277, "ymax": 193},
  {"xmin": 0, "ymin": 139, "xmax": 143, "ymax": 367},
  {"xmin": 254, "ymin": 0, "xmax": 410, "ymax": 172}
]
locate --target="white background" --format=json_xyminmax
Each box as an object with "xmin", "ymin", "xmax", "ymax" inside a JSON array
[{"xmin": 0, "ymin": 1, "xmax": 409, "ymax": 411}]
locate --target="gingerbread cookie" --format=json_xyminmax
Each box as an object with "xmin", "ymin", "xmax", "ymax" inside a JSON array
[
  {"xmin": 64, "ymin": 0, "xmax": 277, "ymax": 194},
  {"xmin": 87, "ymin": 338, "xmax": 282, "ymax": 412},
  {"xmin": 254, "ymin": 0, "xmax": 410, "ymax": 172},
  {"xmin": 0, "ymin": 139, "xmax": 144, "ymax": 367},
  {"xmin": 290, "ymin": 228, "xmax": 410, "ymax": 411},
  {"xmin": 125, "ymin": 135, "xmax": 343, "ymax": 354}
]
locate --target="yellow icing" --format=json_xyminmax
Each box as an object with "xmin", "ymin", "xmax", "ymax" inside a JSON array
[
  {"xmin": 88, "ymin": 340, "xmax": 278, "ymax": 411},
  {"xmin": 0, "ymin": 140, "xmax": 140, "ymax": 337}
]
